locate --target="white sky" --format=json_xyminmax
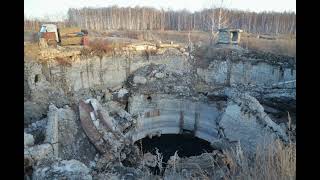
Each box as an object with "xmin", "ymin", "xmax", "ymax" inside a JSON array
[{"xmin": 25, "ymin": 0, "xmax": 296, "ymax": 21}]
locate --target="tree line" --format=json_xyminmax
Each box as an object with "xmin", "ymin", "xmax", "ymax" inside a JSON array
[
  {"xmin": 25, "ymin": 6, "xmax": 296, "ymax": 35},
  {"xmin": 67, "ymin": 6, "xmax": 295, "ymax": 35},
  {"xmin": 24, "ymin": 19, "xmax": 67, "ymax": 32}
]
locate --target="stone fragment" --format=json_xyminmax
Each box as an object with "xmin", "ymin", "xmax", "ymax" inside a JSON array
[
  {"xmin": 155, "ymin": 72, "xmax": 165, "ymax": 79},
  {"xmin": 133, "ymin": 76, "xmax": 147, "ymax": 85},
  {"xmin": 24, "ymin": 133, "xmax": 35, "ymax": 147},
  {"xmin": 24, "ymin": 143, "xmax": 54, "ymax": 162},
  {"xmin": 143, "ymin": 152, "xmax": 157, "ymax": 167},
  {"xmin": 118, "ymin": 88, "xmax": 129, "ymax": 98}
]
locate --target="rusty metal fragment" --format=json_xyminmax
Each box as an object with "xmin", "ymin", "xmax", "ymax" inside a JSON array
[{"xmin": 79, "ymin": 100, "xmax": 107, "ymax": 154}]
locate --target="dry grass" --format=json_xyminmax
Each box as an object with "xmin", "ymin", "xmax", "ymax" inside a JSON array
[
  {"xmin": 137, "ymin": 137, "xmax": 295, "ymax": 179},
  {"xmin": 240, "ymin": 35, "xmax": 296, "ymax": 57},
  {"xmin": 153, "ymin": 30, "xmax": 211, "ymax": 44},
  {"xmin": 151, "ymin": 30, "xmax": 295, "ymax": 57},
  {"xmin": 88, "ymin": 30, "xmax": 296, "ymax": 58},
  {"xmin": 105, "ymin": 30, "xmax": 145, "ymax": 40},
  {"xmin": 55, "ymin": 57, "xmax": 72, "ymax": 67},
  {"xmin": 24, "ymin": 42, "xmax": 40, "ymax": 60},
  {"xmin": 150, "ymin": 30, "xmax": 296, "ymax": 57},
  {"xmin": 87, "ymin": 38, "xmax": 131, "ymax": 56},
  {"xmin": 224, "ymin": 139, "xmax": 296, "ymax": 180},
  {"xmin": 88, "ymin": 39, "xmax": 114, "ymax": 55},
  {"xmin": 104, "ymin": 30, "xmax": 211, "ymax": 44},
  {"xmin": 123, "ymin": 31, "xmax": 144, "ymax": 40}
]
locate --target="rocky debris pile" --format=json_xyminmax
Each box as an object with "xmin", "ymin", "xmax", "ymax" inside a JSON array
[
  {"xmin": 128, "ymin": 63, "xmax": 195, "ymax": 96},
  {"xmin": 227, "ymin": 84, "xmax": 296, "ymax": 138},
  {"xmin": 241, "ymin": 50, "xmax": 295, "ymax": 67},
  {"xmin": 193, "ymin": 45, "xmax": 295, "ymax": 69},
  {"xmin": 78, "ymin": 98, "xmax": 140, "ymax": 168},
  {"xmin": 24, "ymin": 103, "xmax": 98, "ymax": 179},
  {"xmin": 25, "ymin": 118, "xmax": 47, "ymax": 144},
  {"xmin": 93, "ymin": 164, "xmax": 147, "ymax": 180},
  {"xmin": 218, "ymin": 88, "xmax": 289, "ymax": 154},
  {"xmin": 24, "ymin": 143, "xmax": 54, "ymax": 164},
  {"xmin": 24, "ymin": 89, "xmax": 294, "ymax": 179},
  {"xmin": 44, "ymin": 104, "xmax": 97, "ymax": 163},
  {"xmin": 24, "ymin": 143, "xmax": 55, "ymax": 179},
  {"xmin": 33, "ymin": 159, "xmax": 92, "ymax": 180},
  {"xmin": 104, "ymin": 101, "xmax": 135, "ymax": 132},
  {"xmin": 164, "ymin": 151, "xmax": 232, "ymax": 179}
]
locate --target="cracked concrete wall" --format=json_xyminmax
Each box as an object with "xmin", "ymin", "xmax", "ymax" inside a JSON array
[
  {"xmin": 127, "ymin": 94, "xmax": 224, "ymax": 143},
  {"xmin": 197, "ymin": 60, "xmax": 296, "ymax": 87},
  {"xmin": 127, "ymin": 91, "xmax": 288, "ymax": 155},
  {"xmin": 25, "ymin": 51, "xmax": 189, "ymax": 96},
  {"xmin": 25, "ymin": 50, "xmax": 295, "ymax": 101},
  {"xmin": 220, "ymin": 89, "xmax": 289, "ymax": 154}
]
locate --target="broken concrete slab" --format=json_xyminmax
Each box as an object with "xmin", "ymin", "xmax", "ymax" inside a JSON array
[
  {"xmin": 44, "ymin": 104, "xmax": 59, "ymax": 157},
  {"xmin": 44, "ymin": 103, "xmax": 97, "ymax": 164},
  {"xmin": 219, "ymin": 89, "xmax": 288, "ymax": 154},
  {"xmin": 79, "ymin": 100, "xmax": 107, "ymax": 153},
  {"xmin": 117, "ymin": 88, "xmax": 129, "ymax": 98}
]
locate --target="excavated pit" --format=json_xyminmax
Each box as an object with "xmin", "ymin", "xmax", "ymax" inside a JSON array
[
  {"xmin": 137, "ymin": 134, "xmax": 214, "ymax": 162},
  {"xmin": 24, "ymin": 45, "xmax": 296, "ymax": 179},
  {"xmin": 136, "ymin": 134, "xmax": 214, "ymax": 175}
]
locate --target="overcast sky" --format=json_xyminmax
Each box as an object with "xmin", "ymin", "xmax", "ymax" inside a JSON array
[{"xmin": 25, "ymin": 0, "xmax": 296, "ymax": 21}]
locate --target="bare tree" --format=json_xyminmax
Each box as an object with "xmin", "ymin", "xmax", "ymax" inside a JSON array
[{"xmin": 64, "ymin": 6, "xmax": 295, "ymax": 35}]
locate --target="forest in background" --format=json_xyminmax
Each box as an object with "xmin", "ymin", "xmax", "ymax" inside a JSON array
[{"xmin": 25, "ymin": 6, "xmax": 296, "ymax": 35}]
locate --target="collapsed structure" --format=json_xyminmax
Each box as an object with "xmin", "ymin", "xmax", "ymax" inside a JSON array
[
  {"xmin": 217, "ymin": 28, "xmax": 243, "ymax": 45},
  {"xmin": 24, "ymin": 39, "xmax": 296, "ymax": 179}
]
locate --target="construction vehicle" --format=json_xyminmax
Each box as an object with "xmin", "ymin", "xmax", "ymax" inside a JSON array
[{"xmin": 38, "ymin": 24, "xmax": 88, "ymax": 47}]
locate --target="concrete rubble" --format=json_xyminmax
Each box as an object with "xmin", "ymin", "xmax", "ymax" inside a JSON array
[
  {"xmin": 24, "ymin": 133, "xmax": 35, "ymax": 147},
  {"xmin": 24, "ymin": 41, "xmax": 295, "ymax": 179},
  {"xmin": 164, "ymin": 151, "xmax": 231, "ymax": 179},
  {"xmin": 32, "ymin": 159, "xmax": 92, "ymax": 180},
  {"xmin": 24, "ymin": 143, "xmax": 54, "ymax": 162},
  {"xmin": 133, "ymin": 75, "xmax": 147, "ymax": 85}
]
